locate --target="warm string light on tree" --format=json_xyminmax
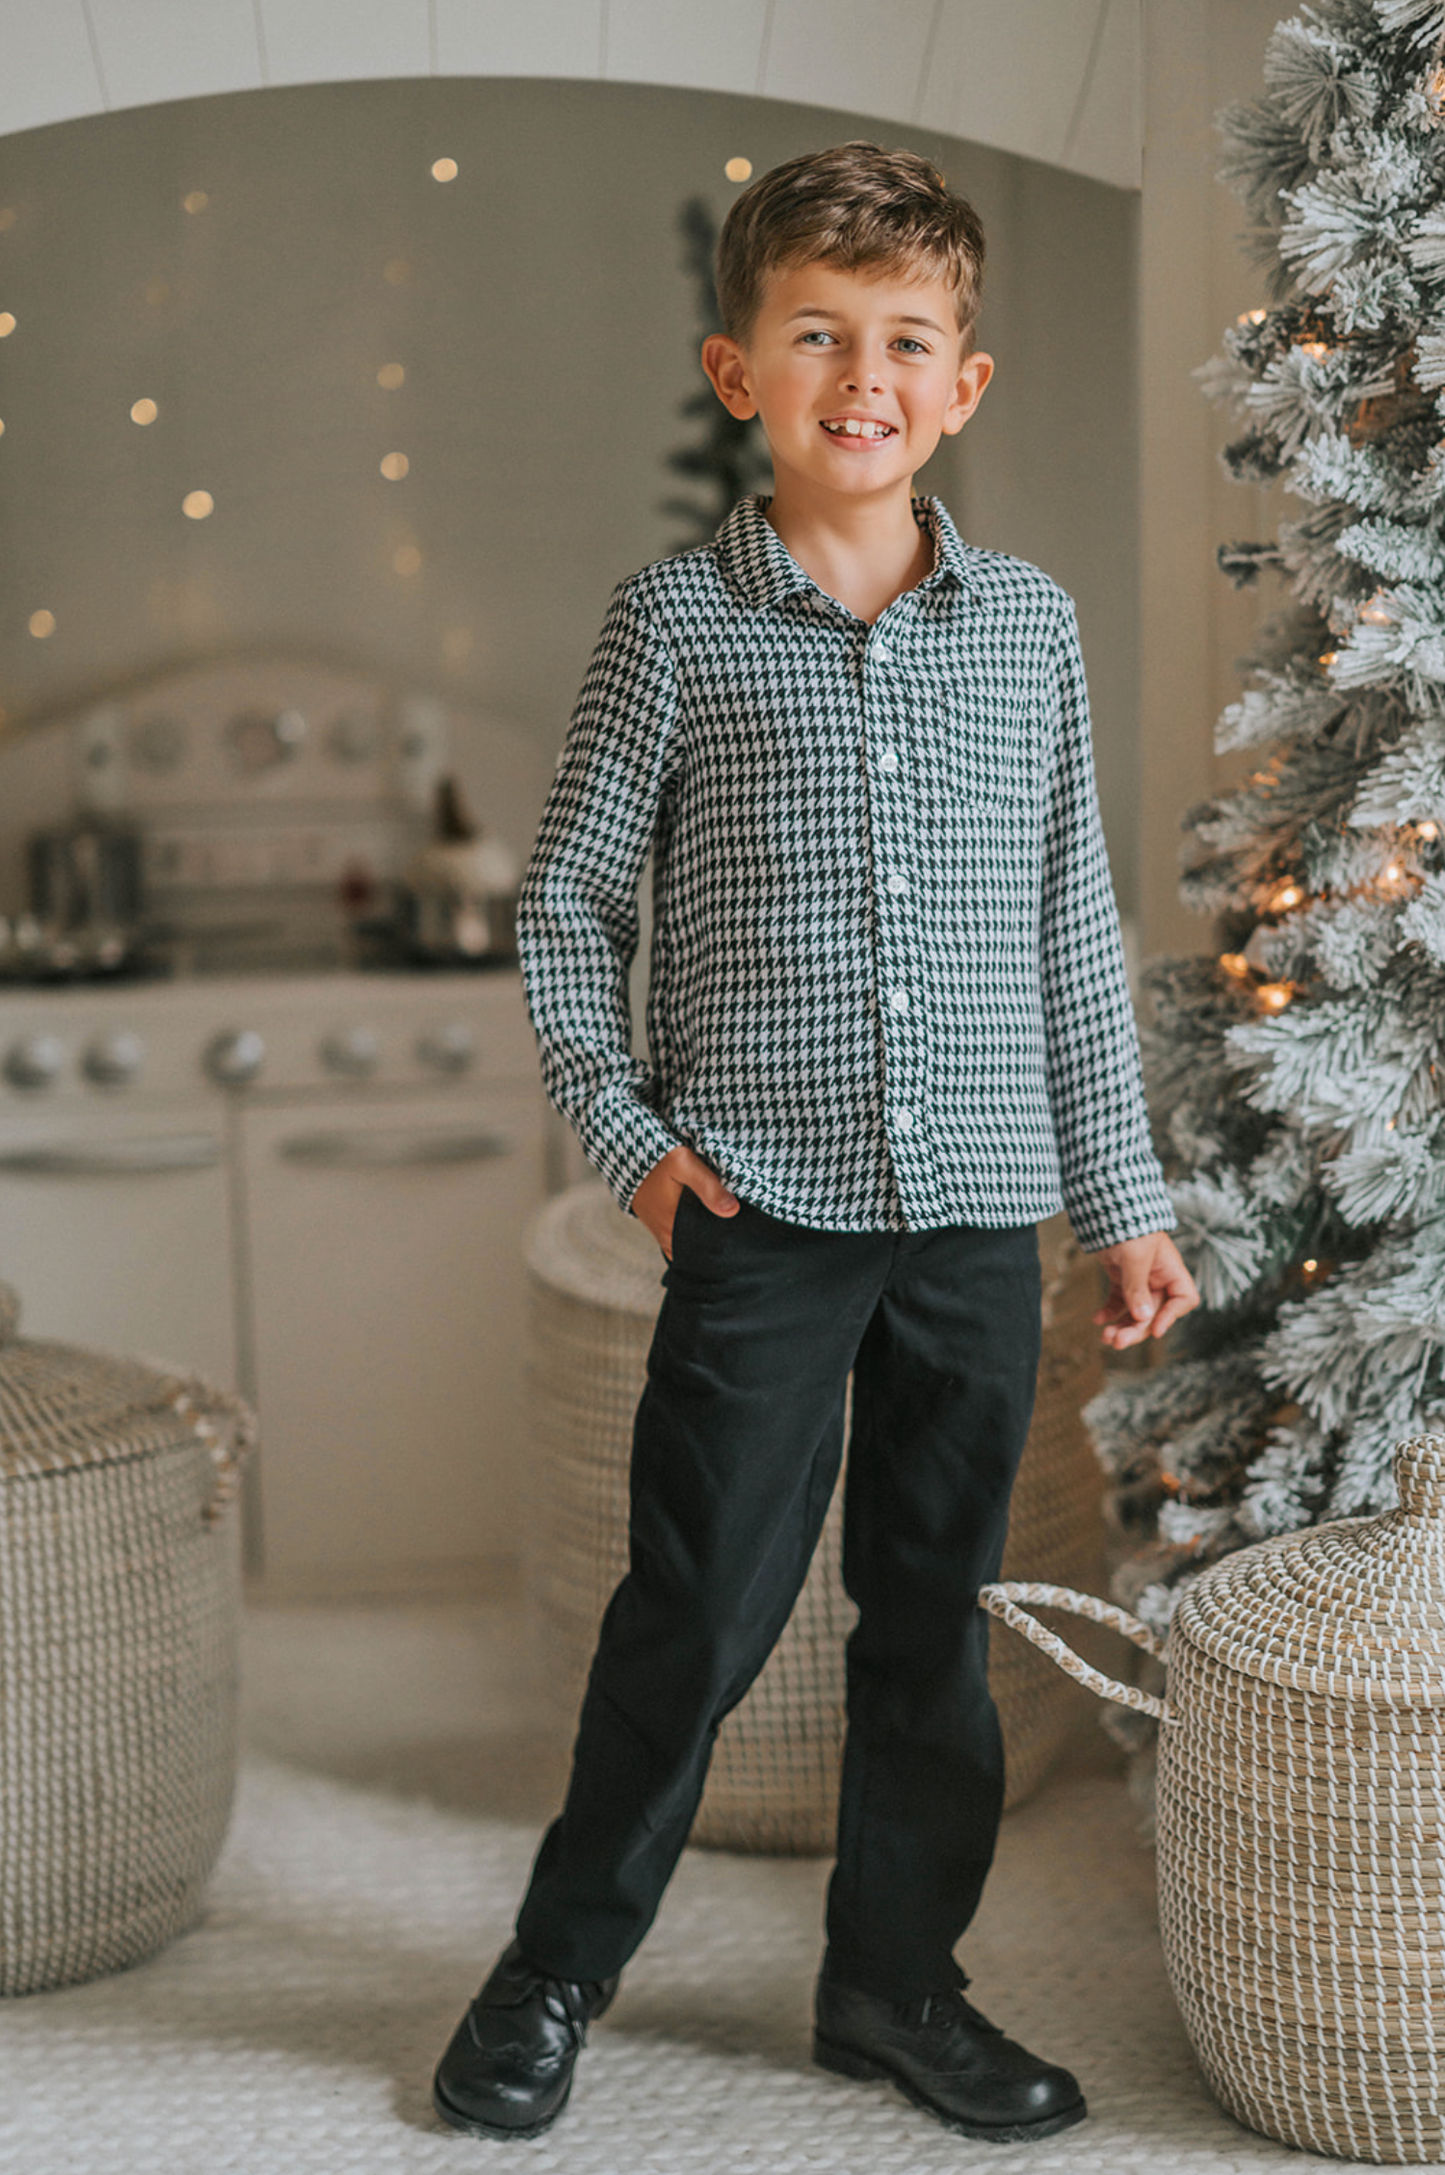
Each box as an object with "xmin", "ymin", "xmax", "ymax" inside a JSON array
[
  {"xmin": 1213, "ymin": 821, "xmax": 1433, "ymax": 1013},
  {"xmin": 1426, "ymin": 41, "xmax": 1445, "ymax": 123},
  {"xmin": 1214, "ymin": 952, "xmax": 1300, "ymax": 1012}
]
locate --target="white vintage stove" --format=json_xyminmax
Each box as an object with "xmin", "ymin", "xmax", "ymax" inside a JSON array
[
  {"xmin": 0, "ymin": 966, "xmax": 548, "ymax": 1595},
  {"xmin": 0, "ymin": 654, "xmax": 560, "ymax": 1596}
]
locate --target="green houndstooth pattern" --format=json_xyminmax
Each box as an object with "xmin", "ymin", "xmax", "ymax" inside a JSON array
[{"xmin": 518, "ymin": 495, "xmax": 1174, "ymax": 1250}]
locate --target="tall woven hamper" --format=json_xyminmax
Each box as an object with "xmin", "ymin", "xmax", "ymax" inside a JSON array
[
  {"xmin": 0, "ymin": 1282, "xmax": 256, "ymax": 1996},
  {"xmin": 526, "ymin": 1184, "xmax": 1106, "ymax": 1853},
  {"xmin": 982, "ymin": 1435, "xmax": 1445, "ymax": 2165}
]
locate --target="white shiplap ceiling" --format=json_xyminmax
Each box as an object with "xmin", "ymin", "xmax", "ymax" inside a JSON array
[{"xmin": 0, "ymin": 0, "xmax": 1141, "ymax": 188}]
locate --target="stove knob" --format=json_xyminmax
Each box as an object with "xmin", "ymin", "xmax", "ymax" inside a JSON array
[
  {"xmin": 417, "ymin": 1021, "xmax": 475, "ymax": 1076},
  {"xmin": 320, "ymin": 1024, "xmax": 380, "ymax": 1079},
  {"xmin": 205, "ymin": 1028, "xmax": 266, "ymax": 1088},
  {"xmin": 4, "ymin": 1033, "xmax": 65, "ymax": 1091},
  {"xmin": 82, "ymin": 1030, "xmax": 145, "ymax": 1087}
]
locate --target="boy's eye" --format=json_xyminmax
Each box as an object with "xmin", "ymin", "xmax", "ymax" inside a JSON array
[
  {"xmin": 798, "ymin": 329, "xmax": 836, "ymax": 346},
  {"xmin": 894, "ymin": 337, "xmax": 927, "ymax": 355}
]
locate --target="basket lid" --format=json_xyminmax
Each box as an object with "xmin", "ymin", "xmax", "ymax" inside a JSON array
[
  {"xmin": 1175, "ymin": 1435, "xmax": 1445, "ymax": 1704},
  {"xmin": 0, "ymin": 1280, "xmax": 217, "ymax": 1480}
]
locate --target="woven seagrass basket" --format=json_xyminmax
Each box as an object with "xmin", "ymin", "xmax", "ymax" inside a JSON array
[
  {"xmin": 526, "ymin": 1184, "xmax": 1105, "ymax": 1854},
  {"xmin": 981, "ymin": 1434, "xmax": 1445, "ymax": 2166},
  {"xmin": 0, "ymin": 1282, "xmax": 256, "ymax": 1996}
]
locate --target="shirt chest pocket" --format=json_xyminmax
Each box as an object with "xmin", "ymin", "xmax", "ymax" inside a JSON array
[{"xmin": 917, "ymin": 694, "xmax": 1042, "ymax": 813}]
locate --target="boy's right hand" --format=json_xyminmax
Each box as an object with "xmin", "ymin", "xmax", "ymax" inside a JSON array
[{"xmin": 632, "ymin": 1145, "xmax": 739, "ymax": 1259}]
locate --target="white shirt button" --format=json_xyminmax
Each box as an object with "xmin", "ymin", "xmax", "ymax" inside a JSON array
[
  {"xmin": 878, "ymin": 749, "xmax": 900, "ymax": 775},
  {"xmin": 886, "ymin": 872, "xmax": 908, "ymax": 896},
  {"xmin": 894, "ymin": 1108, "xmax": 915, "ymax": 1134},
  {"xmin": 888, "ymin": 989, "xmax": 909, "ymax": 1014},
  {"xmin": 873, "ymin": 639, "xmax": 893, "ymax": 663}
]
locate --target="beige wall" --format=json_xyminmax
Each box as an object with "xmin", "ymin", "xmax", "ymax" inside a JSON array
[
  {"xmin": 960, "ymin": 158, "xmax": 1141, "ymax": 914},
  {"xmin": 1139, "ymin": 0, "xmax": 1286, "ymax": 959},
  {"xmin": 0, "ymin": 77, "xmax": 1140, "ymax": 901}
]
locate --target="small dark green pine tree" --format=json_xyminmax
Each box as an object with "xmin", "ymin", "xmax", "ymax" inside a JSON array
[{"xmin": 661, "ymin": 197, "xmax": 772, "ymax": 552}]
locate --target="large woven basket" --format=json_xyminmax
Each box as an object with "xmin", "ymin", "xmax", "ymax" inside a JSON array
[
  {"xmin": 526, "ymin": 1185, "xmax": 1105, "ymax": 1854},
  {"xmin": 981, "ymin": 1434, "xmax": 1445, "ymax": 2165},
  {"xmin": 0, "ymin": 1282, "xmax": 255, "ymax": 1996}
]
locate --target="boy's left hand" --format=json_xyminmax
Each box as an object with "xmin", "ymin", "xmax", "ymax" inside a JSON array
[{"xmin": 1092, "ymin": 1232, "xmax": 1199, "ymax": 1349}]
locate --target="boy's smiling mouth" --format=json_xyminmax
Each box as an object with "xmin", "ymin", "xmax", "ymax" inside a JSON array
[{"xmin": 821, "ymin": 416, "xmax": 896, "ymax": 439}]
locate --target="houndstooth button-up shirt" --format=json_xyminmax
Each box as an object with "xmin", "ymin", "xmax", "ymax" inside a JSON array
[{"xmin": 517, "ymin": 494, "xmax": 1174, "ymax": 1249}]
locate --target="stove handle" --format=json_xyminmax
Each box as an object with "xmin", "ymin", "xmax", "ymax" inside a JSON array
[
  {"xmin": 0, "ymin": 1135, "xmax": 223, "ymax": 1177},
  {"xmin": 276, "ymin": 1128, "xmax": 512, "ymax": 1169}
]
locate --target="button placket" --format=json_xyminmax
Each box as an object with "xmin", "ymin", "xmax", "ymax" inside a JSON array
[{"xmin": 862, "ymin": 624, "xmax": 928, "ymax": 1166}]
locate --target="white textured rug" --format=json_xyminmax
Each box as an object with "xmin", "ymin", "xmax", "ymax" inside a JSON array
[{"xmin": 0, "ymin": 1748, "xmax": 1420, "ymax": 2175}]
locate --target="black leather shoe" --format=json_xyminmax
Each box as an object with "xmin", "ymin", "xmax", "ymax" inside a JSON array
[
  {"xmin": 813, "ymin": 1977, "xmax": 1086, "ymax": 2143},
  {"xmin": 432, "ymin": 1939, "xmax": 619, "ymax": 2140}
]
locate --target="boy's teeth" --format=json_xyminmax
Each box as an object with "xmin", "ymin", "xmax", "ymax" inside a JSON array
[{"xmin": 827, "ymin": 419, "xmax": 890, "ymax": 437}]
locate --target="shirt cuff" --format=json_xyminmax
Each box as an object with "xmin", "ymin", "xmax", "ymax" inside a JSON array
[
  {"xmin": 582, "ymin": 1096, "xmax": 682, "ymax": 1214},
  {"xmin": 1062, "ymin": 1165, "xmax": 1178, "ymax": 1254}
]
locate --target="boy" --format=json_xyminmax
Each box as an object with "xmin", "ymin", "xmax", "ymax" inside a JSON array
[{"xmin": 433, "ymin": 142, "xmax": 1197, "ymax": 2146}]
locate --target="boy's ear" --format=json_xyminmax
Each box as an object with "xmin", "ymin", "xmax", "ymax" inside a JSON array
[
  {"xmin": 701, "ymin": 334, "xmax": 758, "ymax": 420},
  {"xmin": 941, "ymin": 348, "xmax": 995, "ymax": 437}
]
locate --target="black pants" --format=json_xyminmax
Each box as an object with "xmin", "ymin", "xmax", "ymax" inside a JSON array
[{"xmin": 515, "ymin": 1195, "xmax": 1042, "ymax": 2001}]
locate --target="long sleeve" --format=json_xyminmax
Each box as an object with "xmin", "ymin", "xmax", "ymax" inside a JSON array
[
  {"xmin": 516, "ymin": 580, "xmax": 683, "ymax": 1209},
  {"xmin": 1037, "ymin": 602, "xmax": 1177, "ymax": 1251}
]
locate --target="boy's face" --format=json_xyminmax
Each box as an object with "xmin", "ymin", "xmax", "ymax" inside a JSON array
[{"xmin": 701, "ymin": 258, "xmax": 993, "ymax": 513}]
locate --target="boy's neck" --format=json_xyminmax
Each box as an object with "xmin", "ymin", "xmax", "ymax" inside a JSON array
[{"xmin": 763, "ymin": 479, "xmax": 934, "ymax": 626}]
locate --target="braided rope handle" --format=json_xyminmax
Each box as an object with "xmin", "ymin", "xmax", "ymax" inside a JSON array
[
  {"xmin": 163, "ymin": 1376, "xmax": 260, "ymax": 1527},
  {"xmin": 978, "ymin": 1580, "xmax": 1170, "ymax": 1723}
]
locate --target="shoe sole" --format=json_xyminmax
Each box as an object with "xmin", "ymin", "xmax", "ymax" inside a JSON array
[{"xmin": 813, "ymin": 2031, "xmax": 1088, "ymax": 2144}]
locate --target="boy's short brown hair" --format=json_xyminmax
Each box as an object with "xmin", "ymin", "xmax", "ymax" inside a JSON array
[{"xmin": 716, "ymin": 141, "xmax": 986, "ymax": 351}]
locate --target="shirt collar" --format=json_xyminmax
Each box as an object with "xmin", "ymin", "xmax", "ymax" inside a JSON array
[{"xmin": 712, "ymin": 493, "xmax": 975, "ymax": 614}]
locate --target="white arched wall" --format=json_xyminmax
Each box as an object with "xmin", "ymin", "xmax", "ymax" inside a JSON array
[
  {"xmin": 0, "ymin": 0, "xmax": 1292, "ymax": 957},
  {"xmin": 3, "ymin": 0, "xmax": 1141, "ymax": 189}
]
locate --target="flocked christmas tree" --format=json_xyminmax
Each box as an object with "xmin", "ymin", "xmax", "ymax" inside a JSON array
[{"xmin": 1088, "ymin": 0, "xmax": 1445, "ymax": 1635}]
